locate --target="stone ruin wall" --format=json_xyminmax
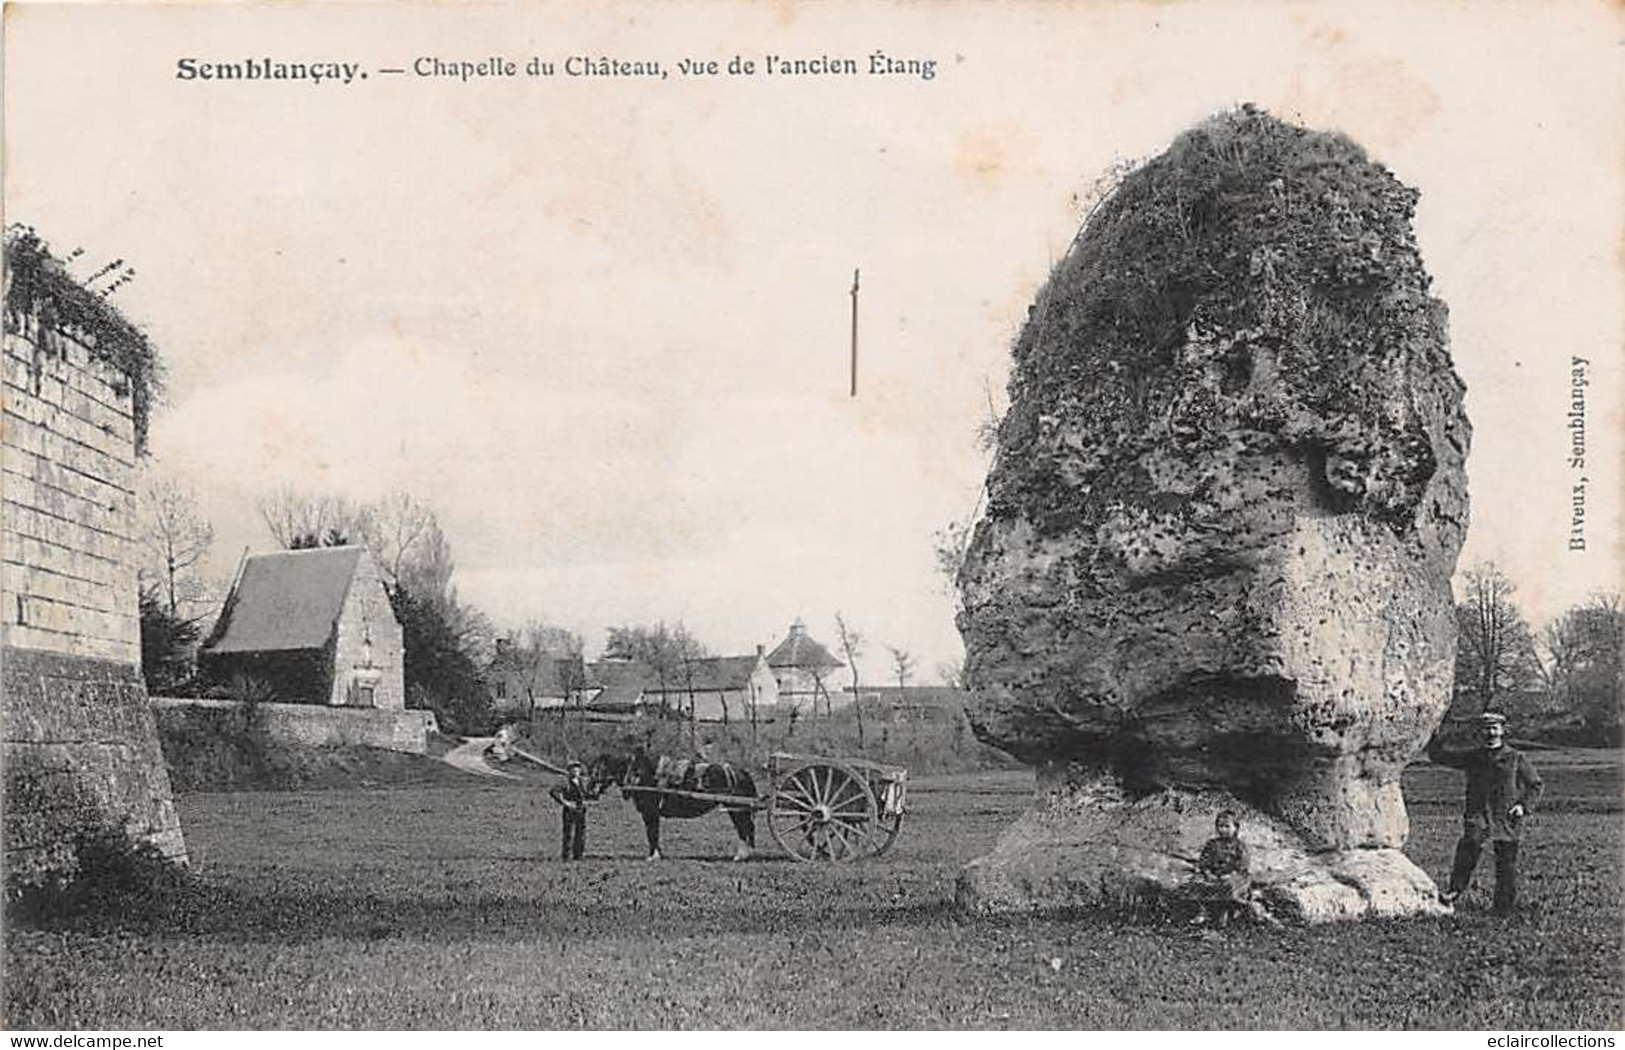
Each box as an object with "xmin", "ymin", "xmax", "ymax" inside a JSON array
[
  {"xmin": 150, "ymin": 698, "xmax": 430, "ymax": 755},
  {"xmin": 2, "ymin": 315, "xmax": 187, "ymax": 867}
]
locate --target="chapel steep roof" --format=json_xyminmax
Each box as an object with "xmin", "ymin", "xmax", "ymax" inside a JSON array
[{"xmin": 202, "ymin": 546, "xmax": 368, "ymax": 654}]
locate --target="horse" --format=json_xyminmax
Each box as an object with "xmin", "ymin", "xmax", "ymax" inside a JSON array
[{"xmin": 587, "ymin": 749, "xmax": 758, "ymax": 861}]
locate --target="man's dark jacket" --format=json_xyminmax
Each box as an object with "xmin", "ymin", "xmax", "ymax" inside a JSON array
[
  {"xmin": 1426, "ymin": 740, "xmax": 1543, "ymax": 842},
  {"xmin": 550, "ymin": 779, "xmax": 595, "ymax": 812}
]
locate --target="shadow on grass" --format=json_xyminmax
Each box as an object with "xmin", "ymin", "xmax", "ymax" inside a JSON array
[
  {"xmin": 10, "ymin": 862, "xmax": 1307, "ymax": 948},
  {"xmin": 7, "ymin": 872, "xmax": 970, "ymax": 945}
]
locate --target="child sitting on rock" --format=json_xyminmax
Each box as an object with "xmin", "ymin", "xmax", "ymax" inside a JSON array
[{"xmin": 1189, "ymin": 810, "xmax": 1283, "ymax": 927}]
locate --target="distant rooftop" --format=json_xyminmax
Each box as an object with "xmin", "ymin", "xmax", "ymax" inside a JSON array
[
  {"xmin": 765, "ymin": 618, "xmax": 843, "ymax": 670},
  {"xmin": 648, "ymin": 655, "xmax": 763, "ymax": 693},
  {"xmin": 586, "ymin": 654, "xmax": 766, "ymax": 699},
  {"xmin": 586, "ymin": 659, "xmax": 657, "ymax": 709}
]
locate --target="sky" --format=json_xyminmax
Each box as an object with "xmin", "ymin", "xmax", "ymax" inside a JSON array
[{"xmin": 5, "ymin": 1, "xmax": 1621, "ymax": 682}]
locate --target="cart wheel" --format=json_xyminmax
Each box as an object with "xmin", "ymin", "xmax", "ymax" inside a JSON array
[
  {"xmin": 768, "ymin": 760, "xmax": 876, "ymax": 862},
  {"xmin": 872, "ymin": 778, "xmax": 907, "ymax": 856}
]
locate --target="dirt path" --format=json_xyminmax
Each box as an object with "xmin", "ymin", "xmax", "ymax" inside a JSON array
[{"xmin": 441, "ymin": 737, "xmax": 520, "ymax": 780}]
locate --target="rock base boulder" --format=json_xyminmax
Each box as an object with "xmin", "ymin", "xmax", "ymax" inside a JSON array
[{"xmin": 955, "ymin": 770, "xmax": 1448, "ymax": 923}]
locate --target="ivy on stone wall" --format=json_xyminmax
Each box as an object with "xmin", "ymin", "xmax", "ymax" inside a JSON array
[{"xmin": 3, "ymin": 226, "xmax": 162, "ymax": 453}]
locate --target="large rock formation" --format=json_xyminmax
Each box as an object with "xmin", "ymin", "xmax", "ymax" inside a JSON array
[{"xmin": 956, "ymin": 107, "xmax": 1469, "ymax": 923}]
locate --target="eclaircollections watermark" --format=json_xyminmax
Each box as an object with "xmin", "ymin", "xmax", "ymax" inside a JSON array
[{"xmin": 1567, "ymin": 355, "xmax": 1589, "ymax": 552}]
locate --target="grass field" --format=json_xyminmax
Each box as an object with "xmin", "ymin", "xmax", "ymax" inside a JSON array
[{"xmin": 5, "ymin": 748, "xmax": 1620, "ymax": 1030}]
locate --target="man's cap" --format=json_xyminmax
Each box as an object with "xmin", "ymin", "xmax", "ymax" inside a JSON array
[
  {"xmin": 1479, "ymin": 712, "xmax": 1508, "ymax": 726},
  {"xmin": 566, "ymin": 759, "xmax": 585, "ymax": 771}
]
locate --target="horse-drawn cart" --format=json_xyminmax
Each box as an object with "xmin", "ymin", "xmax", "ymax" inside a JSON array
[
  {"xmin": 490, "ymin": 732, "xmax": 909, "ymax": 862},
  {"xmin": 619, "ymin": 752, "xmax": 909, "ymax": 863}
]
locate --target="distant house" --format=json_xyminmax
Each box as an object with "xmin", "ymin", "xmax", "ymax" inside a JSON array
[
  {"xmin": 644, "ymin": 651, "xmax": 780, "ymax": 723},
  {"xmin": 566, "ymin": 653, "xmax": 780, "ymax": 723},
  {"xmin": 487, "ymin": 641, "xmax": 589, "ymax": 716},
  {"xmin": 199, "ymin": 546, "xmax": 404, "ymax": 709},
  {"xmin": 766, "ymin": 618, "xmax": 846, "ymax": 712}
]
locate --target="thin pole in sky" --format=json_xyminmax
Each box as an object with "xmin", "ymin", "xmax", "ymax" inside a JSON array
[{"xmin": 849, "ymin": 268, "xmax": 860, "ymax": 398}]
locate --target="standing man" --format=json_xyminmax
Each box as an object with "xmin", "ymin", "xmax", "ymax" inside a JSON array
[
  {"xmin": 550, "ymin": 760, "xmax": 595, "ymax": 861},
  {"xmin": 1427, "ymin": 711, "xmax": 1543, "ymax": 914}
]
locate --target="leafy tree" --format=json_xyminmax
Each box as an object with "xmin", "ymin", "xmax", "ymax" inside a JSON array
[
  {"xmin": 288, "ymin": 528, "xmax": 352, "ymax": 549},
  {"xmin": 389, "ymin": 585, "xmax": 489, "ymax": 734},
  {"xmin": 604, "ymin": 621, "xmax": 703, "ymax": 666},
  {"xmin": 1538, "ymin": 593, "xmax": 1624, "ymax": 745},
  {"xmin": 138, "ymin": 586, "xmax": 200, "ymax": 695},
  {"xmin": 384, "ymin": 519, "xmax": 494, "ymax": 671},
  {"xmin": 445, "ymin": 599, "xmax": 497, "ymax": 670},
  {"xmin": 395, "ymin": 518, "xmax": 456, "ymax": 605},
  {"xmin": 387, "ymin": 522, "xmax": 493, "ymax": 731},
  {"xmin": 1454, "ymin": 561, "xmax": 1539, "ymax": 713}
]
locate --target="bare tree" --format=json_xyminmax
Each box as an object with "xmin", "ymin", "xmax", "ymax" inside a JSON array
[
  {"xmin": 889, "ymin": 646, "xmax": 916, "ymax": 691},
  {"xmin": 261, "ymin": 487, "xmax": 452, "ymax": 601},
  {"xmin": 519, "ymin": 620, "xmax": 583, "ymax": 663},
  {"xmin": 136, "ymin": 471, "xmax": 215, "ymax": 618},
  {"xmin": 358, "ymin": 490, "xmax": 437, "ymax": 592},
  {"xmin": 808, "ymin": 664, "xmax": 834, "ymax": 720},
  {"xmin": 714, "ymin": 671, "xmax": 732, "ymax": 727},
  {"xmin": 834, "ymin": 612, "xmax": 867, "ymax": 749},
  {"xmin": 931, "ymin": 519, "xmax": 974, "ymax": 603},
  {"xmin": 1455, "ymin": 561, "xmax": 1540, "ymax": 713},
  {"xmin": 604, "ymin": 621, "xmax": 708, "ymax": 726},
  {"xmin": 746, "ymin": 675, "xmax": 761, "ymax": 751},
  {"xmin": 553, "ymin": 645, "xmax": 589, "ymax": 717},
  {"xmin": 932, "ymin": 379, "xmax": 1003, "ymax": 611},
  {"xmin": 975, "ymin": 390, "xmax": 999, "ymax": 450},
  {"xmin": 677, "ymin": 645, "xmax": 705, "ymax": 746},
  {"xmin": 257, "ymin": 487, "xmax": 368, "ymax": 550},
  {"xmin": 506, "ymin": 619, "xmax": 584, "ymax": 719}
]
